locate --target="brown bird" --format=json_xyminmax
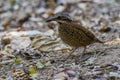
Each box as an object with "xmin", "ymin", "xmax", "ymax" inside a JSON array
[{"xmin": 46, "ymin": 13, "xmax": 103, "ymax": 58}]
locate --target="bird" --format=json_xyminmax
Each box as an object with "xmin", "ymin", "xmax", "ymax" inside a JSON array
[{"xmin": 46, "ymin": 13, "xmax": 103, "ymax": 59}]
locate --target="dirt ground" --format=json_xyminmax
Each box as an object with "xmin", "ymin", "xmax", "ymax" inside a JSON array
[{"xmin": 0, "ymin": 0, "xmax": 120, "ymax": 80}]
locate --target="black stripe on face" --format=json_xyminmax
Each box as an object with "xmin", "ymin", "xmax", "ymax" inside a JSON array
[{"xmin": 46, "ymin": 17, "xmax": 56, "ymax": 22}]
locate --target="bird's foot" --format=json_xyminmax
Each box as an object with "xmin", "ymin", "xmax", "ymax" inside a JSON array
[
  {"xmin": 59, "ymin": 54, "xmax": 74, "ymax": 62},
  {"xmin": 74, "ymin": 52, "xmax": 91, "ymax": 63}
]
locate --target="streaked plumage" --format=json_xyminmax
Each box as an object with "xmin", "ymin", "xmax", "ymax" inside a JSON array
[{"xmin": 46, "ymin": 13, "xmax": 103, "ymax": 58}]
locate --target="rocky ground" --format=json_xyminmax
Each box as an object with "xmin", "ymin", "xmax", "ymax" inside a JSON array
[{"xmin": 0, "ymin": 0, "xmax": 120, "ymax": 80}]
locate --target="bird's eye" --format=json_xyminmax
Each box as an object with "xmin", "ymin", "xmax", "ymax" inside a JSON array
[
  {"xmin": 58, "ymin": 17, "xmax": 66, "ymax": 20},
  {"xmin": 57, "ymin": 16, "xmax": 62, "ymax": 19},
  {"xmin": 62, "ymin": 17, "xmax": 68, "ymax": 20}
]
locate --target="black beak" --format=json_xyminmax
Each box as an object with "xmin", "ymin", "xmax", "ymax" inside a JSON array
[{"xmin": 46, "ymin": 17, "xmax": 56, "ymax": 22}]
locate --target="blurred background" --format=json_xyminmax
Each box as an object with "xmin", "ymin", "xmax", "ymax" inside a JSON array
[
  {"xmin": 0, "ymin": 0, "xmax": 120, "ymax": 40},
  {"xmin": 0, "ymin": 0, "xmax": 120, "ymax": 80},
  {"xmin": 0, "ymin": 0, "xmax": 120, "ymax": 33}
]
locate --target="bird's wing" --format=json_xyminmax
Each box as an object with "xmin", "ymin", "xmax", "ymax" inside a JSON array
[
  {"xmin": 73, "ymin": 23, "xmax": 103, "ymax": 43},
  {"xmin": 72, "ymin": 23, "xmax": 96, "ymax": 40}
]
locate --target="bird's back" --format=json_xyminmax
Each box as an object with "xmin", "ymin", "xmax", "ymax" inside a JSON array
[{"xmin": 58, "ymin": 22, "xmax": 102, "ymax": 47}]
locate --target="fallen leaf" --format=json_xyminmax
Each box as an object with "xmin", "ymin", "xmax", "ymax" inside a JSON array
[
  {"xmin": 36, "ymin": 62, "xmax": 45, "ymax": 69},
  {"xmin": 14, "ymin": 58, "xmax": 22, "ymax": 63},
  {"xmin": 29, "ymin": 66, "xmax": 39, "ymax": 78}
]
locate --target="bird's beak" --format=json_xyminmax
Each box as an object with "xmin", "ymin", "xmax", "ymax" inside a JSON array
[{"xmin": 46, "ymin": 17, "xmax": 56, "ymax": 22}]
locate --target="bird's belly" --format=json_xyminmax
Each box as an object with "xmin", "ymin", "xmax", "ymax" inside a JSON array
[{"xmin": 61, "ymin": 36, "xmax": 81, "ymax": 47}]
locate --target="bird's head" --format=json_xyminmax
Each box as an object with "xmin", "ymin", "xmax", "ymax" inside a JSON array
[{"xmin": 46, "ymin": 13, "xmax": 73, "ymax": 24}]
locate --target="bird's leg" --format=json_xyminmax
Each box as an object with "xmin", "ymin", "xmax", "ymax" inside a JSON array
[
  {"xmin": 67, "ymin": 47, "xmax": 77, "ymax": 58},
  {"xmin": 79, "ymin": 46, "xmax": 86, "ymax": 59},
  {"xmin": 61, "ymin": 47, "xmax": 77, "ymax": 61},
  {"xmin": 75, "ymin": 47, "xmax": 87, "ymax": 62}
]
